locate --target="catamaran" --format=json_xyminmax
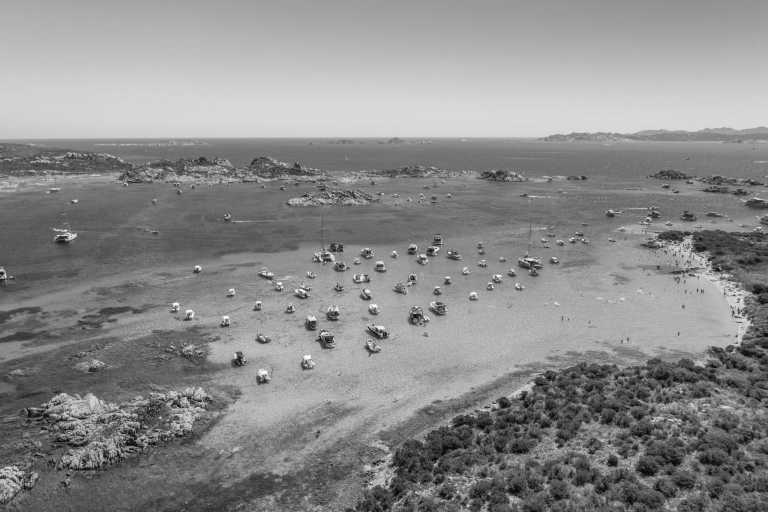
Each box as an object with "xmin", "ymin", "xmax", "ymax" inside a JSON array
[{"xmin": 518, "ymin": 200, "xmax": 543, "ymax": 270}]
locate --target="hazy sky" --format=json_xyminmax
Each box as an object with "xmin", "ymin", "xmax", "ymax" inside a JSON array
[{"xmin": 1, "ymin": 0, "xmax": 766, "ymax": 138}]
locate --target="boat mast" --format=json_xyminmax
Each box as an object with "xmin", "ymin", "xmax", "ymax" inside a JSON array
[
  {"xmin": 320, "ymin": 214, "xmax": 326, "ymax": 251},
  {"xmin": 526, "ymin": 197, "xmax": 533, "ymax": 257}
]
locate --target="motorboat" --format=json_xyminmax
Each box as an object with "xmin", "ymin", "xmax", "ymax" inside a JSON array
[
  {"xmin": 295, "ymin": 288, "xmax": 310, "ymax": 299},
  {"xmin": 446, "ymin": 249, "xmax": 462, "ymax": 260},
  {"xmin": 468, "ymin": 291, "xmax": 479, "ymax": 301},
  {"xmin": 274, "ymin": 281, "xmax": 285, "ymax": 292},
  {"xmin": 444, "ymin": 276, "xmax": 452, "ymax": 285},
  {"xmin": 391, "ymin": 250, "xmax": 398, "ymax": 258},
  {"xmin": 193, "ymin": 265, "xmax": 202, "ymax": 273},
  {"xmin": 223, "ymin": 212, "xmax": 232, "ymax": 222},
  {"xmin": 306, "ymin": 271, "xmax": 317, "ymax": 279},
  {"xmin": 226, "ymin": 288, "xmax": 236, "ymax": 297},
  {"xmin": 329, "ymin": 242, "xmax": 344, "ymax": 252},
  {"xmin": 184, "ymin": 309, "xmax": 195, "ymax": 320},
  {"xmin": 326, "ymin": 305, "xmax": 340, "ymax": 321},
  {"xmin": 368, "ymin": 303, "xmax": 380, "ymax": 315},
  {"xmin": 393, "ymin": 282, "xmax": 408, "ymax": 295},
  {"xmin": 407, "ymin": 273, "xmax": 418, "ymax": 283},
  {"xmin": 233, "ymin": 351, "xmax": 247, "ymax": 367},
  {"xmin": 429, "ymin": 301, "xmax": 447, "ymax": 315},
  {"xmin": 258, "ymin": 268, "xmax": 275, "ymax": 280},
  {"xmin": 256, "ymin": 368, "xmax": 271, "ymax": 384},
  {"xmin": 170, "ymin": 302, "xmax": 180, "ymax": 313},
  {"xmin": 360, "ymin": 288, "xmax": 372, "ymax": 300},
  {"xmin": 529, "ymin": 268, "xmax": 539, "ymax": 277},
  {"xmin": 426, "ymin": 246, "xmax": 440, "ymax": 257},
  {"xmin": 374, "ymin": 260, "xmax": 387, "ymax": 272},
  {"xmin": 432, "ymin": 234, "xmax": 444, "ymax": 246},
  {"xmin": 407, "ymin": 243, "xmax": 418, "ymax": 255},
  {"xmin": 301, "ymin": 354, "xmax": 316, "ymax": 370},
  {"xmin": 507, "ymin": 268, "xmax": 517, "ymax": 277},
  {"xmin": 317, "ymin": 329, "xmax": 336, "ymax": 349},
  {"xmin": 334, "ymin": 261, "xmax": 349, "ymax": 272},
  {"xmin": 499, "ymin": 256, "xmax": 507, "ymax": 262},
  {"xmin": 433, "ymin": 286, "xmax": 442, "ymax": 296},
  {"xmin": 491, "ymin": 274, "xmax": 503, "ymax": 284},
  {"xmin": 540, "ymin": 238, "xmax": 548, "ymax": 244},
  {"xmin": 478, "ymin": 248, "xmax": 486, "ymax": 255},
  {"xmin": 408, "ymin": 306, "xmax": 427, "ymax": 325},
  {"xmin": 487, "ymin": 282, "xmax": 495, "ymax": 291},
  {"xmin": 605, "ymin": 209, "xmax": 623, "ymax": 217},
  {"xmin": 365, "ymin": 339, "xmax": 382, "ymax": 353},
  {"xmin": 220, "ymin": 315, "xmax": 231, "ymax": 327},
  {"xmin": 334, "ymin": 282, "xmax": 344, "ymax": 292},
  {"xmin": 367, "ymin": 324, "xmax": 389, "ymax": 339},
  {"xmin": 515, "ymin": 282, "xmax": 524, "ymax": 291},
  {"xmin": 477, "ymin": 241, "xmax": 484, "ymax": 250},
  {"xmin": 478, "ymin": 259, "xmax": 488, "ymax": 268},
  {"xmin": 352, "ymin": 273, "xmax": 370, "ymax": 283},
  {"xmin": 313, "ymin": 249, "xmax": 335, "ymax": 263},
  {"xmin": 568, "ymin": 237, "xmax": 577, "ymax": 244},
  {"xmin": 680, "ymin": 210, "xmax": 697, "ymax": 222},
  {"xmin": 353, "ymin": 258, "xmax": 361, "ymax": 265},
  {"xmin": 360, "ymin": 247, "xmax": 375, "ymax": 259},
  {"xmin": 305, "ymin": 315, "xmax": 318, "ymax": 330},
  {"xmin": 556, "ymin": 240, "xmax": 565, "ymax": 246},
  {"xmin": 550, "ymin": 256, "xmax": 560, "ymax": 264},
  {"xmin": 53, "ymin": 228, "xmax": 78, "ymax": 243},
  {"xmin": 518, "ymin": 256, "xmax": 543, "ymax": 269},
  {"xmin": 416, "ymin": 254, "xmax": 429, "ymax": 265},
  {"xmin": 256, "ymin": 333, "xmax": 272, "ymax": 344},
  {"xmin": 70, "ymin": 199, "xmax": 79, "ymax": 204},
  {"xmin": 254, "ymin": 301, "xmax": 263, "ymax": 311},
  {"xmin": 461, "ymin": 267, "xmax": 471, "ymax": 275},
  {"xmin": 285, "ymin": 303, "xmax": 296, "ymax": 313},
  {"xmin": 581, "ymin": 239, "xmax": 590, "ymax": 245}
]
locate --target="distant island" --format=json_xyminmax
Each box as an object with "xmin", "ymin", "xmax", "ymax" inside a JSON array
[{"xmin": 541, "ymin": 127, "xmax": 768, "ymax": 143}]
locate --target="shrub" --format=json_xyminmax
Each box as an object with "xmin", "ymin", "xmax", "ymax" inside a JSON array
[
  {"xmin": 636, "ymin": 455, "xmax": 661, "ymax": 476},
  {"xmin": 654, "ymin": 477, "xmax": 677, "ymax": 498},
  {"xmin": 672, "ymin": 469, "xmax": 697, "ymax": 489},
  {"xmin": 698, "ymin": 447, "xmax": 729, "ymax": 466},
  {"xmin": 549, "ymin": 480, "xmax": 570, "ymax": 500},
  {"xmin": 607, "ymin": 454, "xmax": 619, "ymax": 467}
]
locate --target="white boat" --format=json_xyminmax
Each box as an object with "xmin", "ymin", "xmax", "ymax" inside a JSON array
[
  {"xmin": 53, "ymin": 228, "xmax": 77, "ymax": 243},
  {"xmin": 306, "ymin": 271, "xmax": 317, "ymax": 279},
  {"xmin": 256, "ymin": 368, "xmax": 271, "ymax": 384},
  {"xmin": 478, "ymin": 259, "xmax": 488, "ymax": 268},
  {"xmin": 365, "ymin": 339, "xmax": 382, "ymax": 353},
  {"xmin": 407, "ymin": 243, "xmax": 418, "ymax": 255},
  {"xmin": 301, "ymin": 354, "xmax": 316, "ymax": 370},
  {"xmin": 446, "ymin": 249, "xmax": 462, "ymax": 260},
  {"xmin": 407, "ymin": 273, "xmax": 418, "ymax": 283},
  {"xmin": 226, "ymin": 288, "xmax": 236, "ymax": 297},
  {"xmin": 374, "ymin": 261, "xmax": 387, "ymax": 272},
  {"xmin": 462, "ymin": 267, "xmax": 471, "ymax": 275},
  {"xmin": 184, "ymin": 309, "xmax": 195, "ymax": 320},
  {"xmin": 360, "ymin": 288, "xmax": 372, "ymax": 300},
  {"xmin": 499, "ymin": 256, "xmax": 507, "ymax": 262},
  {"xmin": 433, "ymin": 286, "xmax": 442, "ymax": 296},
  {"xmin": 353, "ymin": 258, "xmax": 361, "ymax": 265},
  {"xmin": 487, "ymin": 282, "xmax": 495, "ymax": 290},
  {"xmin": 491, "ymin": 274, "xmax": 503, "ymax": 283},
  {"xmin": 391, "ymin": 250, "xmax": 398, "ymax": 258},
  {"xmin": 334, "ymin": 261, "xmax": 349, "ymax": 272},
  {"xmin": 444, "ymin": 276, "xmax": 452, "ymax": 285},
  {"xmin": 295, "ymin": 288, "xmax": 310, "ymax": 299},
  {"xmin": 507, "ymin": 268, "xmax": 517, "ymax": 277},
  {"xmin": 220, "ymin": 315, "xmax": 231, "ymax": 327},
  {"xmin": 274, "ymin": 281, "xmax": 285, "ymax": 292},
  {"xmin": 367, "ymin": 324, "xmax": 389, "ymax": 338},
  {"xmin": 368, "ymin": 303, "xmax": 380, "ymax": 315},
  {"xmin": 326, "ymin": 305, "xmax": 340, "ymax": 321},
  {"xmin": 360, "ymin": 247, "xmax": 375, "ymax": 259},
  {"xmin": 518, "ymin": 256, "xmax": 543, "ymax": 269},
  {"xmin": 305, "ymin": 315, "xmax": 318, "ymax": 330},
  {"xmin": 254, "ymin": 301, "xmax": 263, "ymax": 311},
  {"xmin": 529, "ymin": 268, "xmax": 539, "ymax": 277},
  {"xmin": 556, "ymin": 240, "xmax": 565, "ymax": 246},
  {"xmin": 193, "ymin": 265, "xmax": 202, "ymax": 273},
  {"xmin": 334, "ymin": 282, "xmax": 344, "ymax": 292},
  {"xmin": 429, "ymin": 301, "xmax": 447, "ymax": 315},
  {"xmin": 393, "ymin": 282, "xmax": 408, "ymax": 295},
  {"xmin": 317, "ymin": 330, "xmax": 336, "ymax": 348},
  {"xmin": 352, "ymin": 273, "xmax": 370, "ymax": 283},
  {"xmin": 515, "ymin": 283, "xmax": 524, "ymax": 291},
  {"xmin": 258, "ymin": 268, "xmax": 275, "ymax": 280},
  {"xmin": 416, "ymin": 254, "xmax": 429, "ymax": 265},
  {"xmin": 468, "ymin": 291, "xmax": 479, "ymax": 301},
  {"xmin": 285, "ymin": 303, "xmax": 296, "ymax": 313},
  {"xmin": 426, "ymin": 246, "xmax": 440, "ymax": 256},
  {"xmin": 223, "ymin": 212, "xmax": 232, "ymax": 222},
  {"xmin": 170, "ymin": 302, "xmax": 180, "ymax": 313},
  {"xmin": 550, "ymin": 256, "xmax": 560, "ymax": 264},
  {"xmin": 256, "ymin": 333, "xmax": 272, "ymax": 344},
  {"xmin": 432, "ymin": 234, "xmax": 444, "ymax": 246},
  {"xmin": 70, "ymin": 199, "xmax": 79, "ymax": 204}
]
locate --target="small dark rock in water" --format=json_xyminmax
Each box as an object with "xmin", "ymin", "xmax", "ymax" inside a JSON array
[{"xmin": 73, "ymin": 359, "xmax": 107, "ymax": 373}]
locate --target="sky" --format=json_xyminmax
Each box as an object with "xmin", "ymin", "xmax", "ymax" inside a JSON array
[{"xmin": 1, "ymin": 0, "xmax": 766, "ymax": 138}]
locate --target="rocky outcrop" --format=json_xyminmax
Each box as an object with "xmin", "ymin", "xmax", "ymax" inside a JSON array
[
  {"xmin": 0, "ymin": 466, "xmax": 25, "ymax": 504},
  {"xmin": 119, "ymin": 156, "xmax": 238, "ymax": 183},
  {"xmin": 287, "ymin": 189, "xmax": 377, "ymax": 207},
  {"xmin": 248, "ymin": 156, "xmax": 322, "ymax": 179},
  {"xmin": 745, "ymin": 197, "xmax": 768, "ymax": 209},
  {"xmin": 566, "ymin": 175, "xmax": 589, "ymax": 181},
  {"xmin": 369, "ymin": 164, "xmax": 455, "ymax": 178},
  {"xmin": 25, "ymin": 388, "xmax": 210, "ymax": 470},
  {"xmin": 649, "ymin": 169, "xmax": 690, "ymax": 180},
  {"xmin": 0, "ymin": 144, "xmax": 132, "ymax": 176},
  {"xmin": 73, "ymin": 359, "xmax": 108, "ymax": 373},
  {"xmin": 478, "ymin": 169, "xmax": 528, "ymax": 182}
]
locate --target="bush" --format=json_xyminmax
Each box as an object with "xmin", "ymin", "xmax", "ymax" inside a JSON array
[
  {"xmin": 636, "ymin": 455, "xmax": 661, "ymax": 476},
  {"xmin": 549, "ymin": 479, "xmax": 570, "ymax": 500},
  {"xmin": 654, "ymin": 477, "xmax": 677, "ymax": 497},
  {"xmin": 607, "ymin": 454, "xmax": 619, "ymax": 467},
  {"xmin": 698, "ymin": 447, "xmax": 729, "ymax": 466},
  {"xmin": 677, "ymin": 494, "xmax": 708, "ymax": 512},
  {"xmin": 672, "ymin": 469, "xmax": 697, "ymax": 489}
]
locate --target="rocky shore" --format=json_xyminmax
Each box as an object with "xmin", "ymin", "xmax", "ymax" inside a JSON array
[
  {"xmin": 478, "ymin": 169, "xmax": 528, "ymax": 182},
  {"xmin": 287, "ymin": 188, "xmax": 378, "ymax": 207},
  {"xmin": 0, "ymin": 143, "xmax": 132, "ymax": 176}
]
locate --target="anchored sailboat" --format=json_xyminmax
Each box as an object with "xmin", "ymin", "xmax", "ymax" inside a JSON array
[{"xmin": 518, "ymin": 198, "xmax": 543, "ymax": 270}]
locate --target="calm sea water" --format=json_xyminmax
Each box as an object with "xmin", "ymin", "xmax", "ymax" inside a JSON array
[
  {"xmin": 2, "ymin": 139, "xmax": 768, "ymax": 298},
  {"xmin": 19, "ymin": 138, "xmax": 768, "ymax": 180}
]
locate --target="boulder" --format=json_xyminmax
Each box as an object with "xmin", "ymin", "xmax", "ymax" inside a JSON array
[{"xmin": 0, "ymin": 466, "xmax": 24, "ymax": 504}]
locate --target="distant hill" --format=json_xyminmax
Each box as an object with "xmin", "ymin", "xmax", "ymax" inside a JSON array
[{"xmin": 541, "ymin": 127, "xmax": 768, "ymax": 142}]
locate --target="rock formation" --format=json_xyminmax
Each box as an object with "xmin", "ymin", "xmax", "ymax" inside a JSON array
[
  {"xmin": 649, "ymin": 169, "xmax": 690, "ymax": 180},
  {"xmin": 478, "ymin": 169, "xmax": 528, "ymax": 182},
  {"xmin": 248, "ymin": 156, "xmax": 322, "ymax": 178},
  {"xmin": 287, "ymin": 189, "xmax": 378, "ymax": 207},
  {"xmin": 0, "ymin": 144, "xmax": 132, "ymax": 176},
  {"xmin": 25, "ymin": 388, "xmax": 210, "ymax": 470}
]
